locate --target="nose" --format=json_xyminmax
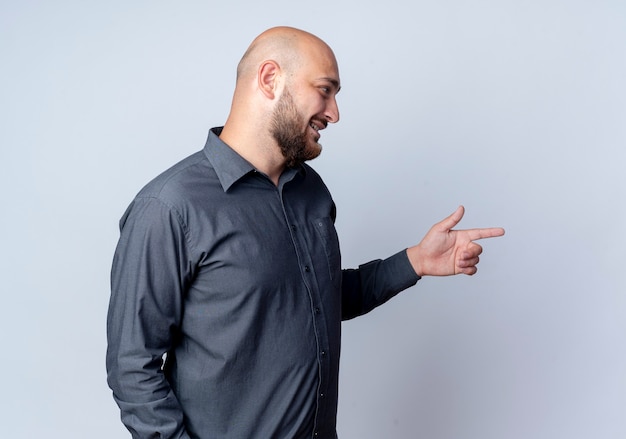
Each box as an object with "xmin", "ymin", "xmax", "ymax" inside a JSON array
[{"xmin": 325, "ymin": 97, "xmax": 340, "ymax": 124}]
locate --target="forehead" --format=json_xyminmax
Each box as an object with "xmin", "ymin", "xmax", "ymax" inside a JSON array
[{"xmin": 297, "ymin": 42, "xmax": 341, "ymax": 85}]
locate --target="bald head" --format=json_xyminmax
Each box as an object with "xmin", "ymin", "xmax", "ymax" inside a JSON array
[
  {"xmin": 220, "ymin": 27, "xmax": 341, "ymax": 182},
  {"xmin": 236, "ymin": 26, "xmax": 336, "ymax": 84}
]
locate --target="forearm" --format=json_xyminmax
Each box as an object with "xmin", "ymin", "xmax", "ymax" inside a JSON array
[
  {"xmin": 341, "ymin": 249, "xmax": 420, "ymax": 320},
  {"xmin": 106, "ymin": 290, "xmax": 189, "ymax": 438},
  {"xmin": 107, "ymin": 358, "xmax": 190, "ymax": 439}
]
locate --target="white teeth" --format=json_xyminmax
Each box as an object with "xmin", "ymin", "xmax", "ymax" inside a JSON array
[{"xmin": 309, "ymin": 122, "xmax": 319, "ymax": 132}]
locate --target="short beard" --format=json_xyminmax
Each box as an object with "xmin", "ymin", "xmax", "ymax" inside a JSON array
[{"xmin": 270, "ymin": 89, "xmax": 320, "ymax": 168}]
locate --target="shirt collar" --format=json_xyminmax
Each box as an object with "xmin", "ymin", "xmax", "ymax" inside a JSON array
[
  {"xmin": 203, "ymin": 127, "xmax": 306, "ymax": 192},
  {"xmin": 203, "ymin": 127, "xmax": 255, "ymax": 192}
]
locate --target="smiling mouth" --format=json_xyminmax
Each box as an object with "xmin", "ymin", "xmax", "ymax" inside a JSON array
[{"xmin": 309, "ymin": 120, "xmax": 326, "ymax": 140}]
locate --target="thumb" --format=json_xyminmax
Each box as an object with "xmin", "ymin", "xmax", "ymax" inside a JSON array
[{"xmin": 436, "ymin": 205, "xmax": 465, "ymax": 232}]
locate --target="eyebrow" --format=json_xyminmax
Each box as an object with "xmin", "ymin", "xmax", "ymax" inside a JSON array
[{"xmin": 319, "ymin": 77, "xmax": 341, "ymax": 93}]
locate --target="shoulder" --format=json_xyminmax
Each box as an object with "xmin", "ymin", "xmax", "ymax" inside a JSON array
[
  {"xmin": 120, "ymin": 150, "xmax": 221, "ymax": 227},
  {"xmin": 135, "ymin": 150, "xmax": 219, "ymax": 205}
]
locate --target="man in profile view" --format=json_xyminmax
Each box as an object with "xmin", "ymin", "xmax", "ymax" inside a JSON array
[{"xmin": 106, "ymin": 26, "xmax": 505, "ymax": 439}]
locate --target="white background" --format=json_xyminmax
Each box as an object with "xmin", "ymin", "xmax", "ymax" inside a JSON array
[{"xmin": 1, "ymin": 1, "xmax": 625, "ymax": 438}]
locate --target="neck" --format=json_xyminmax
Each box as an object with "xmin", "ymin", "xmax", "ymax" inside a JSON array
[{"xmin": 219, "ymin": 121, "xmax": 285, "ymax": 186}]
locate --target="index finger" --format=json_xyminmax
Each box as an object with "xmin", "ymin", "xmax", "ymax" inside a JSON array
[{"xmin": 463, "ymin": 227, "xmax": 505, "ymax": 241}]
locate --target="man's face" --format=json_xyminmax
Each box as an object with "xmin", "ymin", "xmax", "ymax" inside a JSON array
[
  {"xmin": 270, "ymin": 45, "xmax": 341, "ymax": 168},
  {"xmin": 270, "ymin": 88, "xmax": 322, "ymax": 168}
]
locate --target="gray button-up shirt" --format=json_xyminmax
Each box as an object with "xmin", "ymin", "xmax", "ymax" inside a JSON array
[{"xmin": 106, "ymin": 128, "xmax": 420, "ymax": 439}]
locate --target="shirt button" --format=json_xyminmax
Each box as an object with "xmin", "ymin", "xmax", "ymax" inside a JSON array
[
  {"xmin": 321, "ymin": 350, "xmax": 326, "ymax": 356},
  {"xmin": 320, "ymin": 393, "xmax": 325, "ymax": 398},
  {"xmin": 314, "ymin": 307, "xmax": 321, "ymax": 314},
  {"xmin": 291, "ymin": 224, "xmax": 297, "ymax": 231},
  {"xmin": 304, "ymin": 266, "xmax": 310, "ymax": 272}
]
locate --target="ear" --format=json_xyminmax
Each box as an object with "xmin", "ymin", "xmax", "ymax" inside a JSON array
[{"xmin": 258, "ymin": 60, "xmax": 281, "ymax": 100}]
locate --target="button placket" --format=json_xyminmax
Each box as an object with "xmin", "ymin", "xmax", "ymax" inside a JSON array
[{"xmin": 279, "ymin": 189, "xmax": 337, "ymax": 437}]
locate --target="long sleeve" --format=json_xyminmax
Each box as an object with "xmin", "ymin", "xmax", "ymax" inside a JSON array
[
  {"xmin": 106, "ymin": 197, "xmax": 193, "ymax": 439},
  {"xmin": 341, "ymin": 250, "xmax": 421, "ymax": 320}
]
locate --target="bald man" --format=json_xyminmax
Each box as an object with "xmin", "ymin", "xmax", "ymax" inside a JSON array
[{"xmin": 106, "ymin": 27, "xmax": 504, "ymax": 439}]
